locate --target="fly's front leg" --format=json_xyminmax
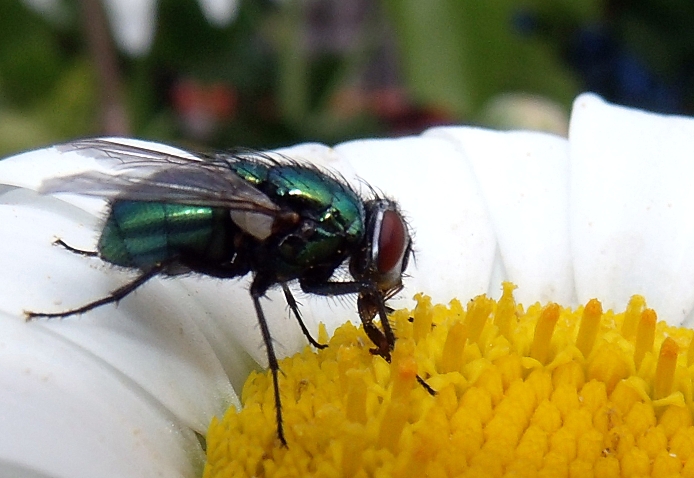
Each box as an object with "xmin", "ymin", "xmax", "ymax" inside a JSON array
[
  {"xmin": 302, "ymin": 279, "xmax": 436, "ymax": 397},
  {"xmin": 356, "ymin": 288, "xmax": 397, "ymax": 353},
  {"xmin": 363, "ymin": 322, "xmax": 391, "ymax": 361},
  {"xmin": 356, "ymin": 289, "xmax": 436, "ymax": 396},
  {"xmin": 356, "ymin": 291, "xmax": 391, "ymax": 360},
  {"xmin": 299, "ymin": 279, "xmax": 398, "ymax": 356}
]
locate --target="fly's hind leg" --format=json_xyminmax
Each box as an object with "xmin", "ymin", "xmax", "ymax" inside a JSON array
[
  {"xmin": 25, "ymin": 264, "xmax": 166, "ymax": 320},
  {"xmin": 53, "ymin": 238, "xmax": 99, "ymax": 257}
]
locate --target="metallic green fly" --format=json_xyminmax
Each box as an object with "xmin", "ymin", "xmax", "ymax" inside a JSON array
[{"xmin": 26, "ymin": 139, "xmax": 415, "ymax": 446}]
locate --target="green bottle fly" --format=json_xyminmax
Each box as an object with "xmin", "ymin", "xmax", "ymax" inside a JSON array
[{"xmin": 27, "ymin": 139, "xmax": 415, "ymax": 446}]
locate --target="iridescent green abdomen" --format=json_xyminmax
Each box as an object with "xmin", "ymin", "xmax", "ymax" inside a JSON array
[{"xmin": 98, "ymin": 200, "xmax": 232, "ymax": 270}]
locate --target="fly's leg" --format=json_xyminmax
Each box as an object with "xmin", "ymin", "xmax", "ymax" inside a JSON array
[
  {"xmin": 301, "ymin": 280, "xmax": 398, "ymax": 352},
  {"xmin": 25, "ymin": 265, "xmax": 165, "ymax": 320},
  {"xmin": 362, "ymin": 320, "xmax": 391, "ymax": 361},
  {"xmin": 357, "ymin": 291, "xmax": 395, "ymax": 359},
  {"xmin": 250, "ymin": 280, "xmax": 287, "ymax": 446},
  {"xmin": 359, "ymin": 297, "xmax": 436, "ymax": 392},
  {"xmin": 281, "ymin": 283, "xmax": 327, "ymax": 349},
  {"xmin": 54, "ymin": 238, "xmax": 99, "ymax": 257},
  {"xmin": 300, "ymin": 279, "xmax": 436, "ymax": 396},
  {"xmin": 360, "ymin": 288, "xmax": 397, "ymax": 352},
  {"xmin": 364, "ymin": 289, "xmax": 436, "ymax": 397},
  {"xmin": 416, "ymin": 375, "xmax": 436, "ymax": 395}
]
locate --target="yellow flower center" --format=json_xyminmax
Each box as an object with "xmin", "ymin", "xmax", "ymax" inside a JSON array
[{"xmin": 203, "ymin": 283, "xmax": 694, "ymax": 477}]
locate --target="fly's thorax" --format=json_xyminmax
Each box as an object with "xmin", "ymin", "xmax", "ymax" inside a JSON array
[
  {"xmin": 228, "ymin": 160, "xmax": 268, "ymax": 186},
  {"xmin": 230, "ymin": 159, "xmax": 365, "ymax": 242},
  {"xmin": 269, "ymin": 166, "xmax": 365, "ymax": 270},
  {"xmin": 275, "ymin": 220, "xmax": 348, "ymax": 270},
  {"xmin": 267, "ymin": 165, "xmax": 364, "ymax": 239},
  {"xmin": 229, "ymin": 160, "xmax": 368, "ymax": 276},
  {"xmin": 349, "ymin": 199, "xmax": 412, "ymax": 291},
  {"xmin": 98, "ymin": 200, "xmax": 234, "ymax": 271}
]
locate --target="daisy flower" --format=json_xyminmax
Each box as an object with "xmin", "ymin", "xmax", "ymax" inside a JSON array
[{"xmin": 2, "ymin": 92, "xmax": 694, "ymax": 476}]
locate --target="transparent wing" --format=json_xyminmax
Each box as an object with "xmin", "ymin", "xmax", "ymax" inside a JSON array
[
  {"xmin": 57, "ymin": 138, "xmax": 235, "ymax": 169},
  {"xmin": 42, "ymin": 139, "xmax": 280, "ymax": 214}
]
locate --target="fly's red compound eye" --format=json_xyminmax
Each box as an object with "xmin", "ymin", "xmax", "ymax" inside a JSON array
[{"xmin": 377, "ymin": 209, "xmax": 408, "ymax": 274}]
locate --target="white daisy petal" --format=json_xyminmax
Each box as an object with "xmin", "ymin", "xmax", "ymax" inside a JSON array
[
  {"xmin": 424, "ymin": 126, "xmax": 574, "ymax": 305},
  {"xmin": 333, "ymin": 136, "xmax": 497, "ymax": 308},
  {"xmin": 172, "ymin": 274, "xmax": 275, "ymax": 387},
  {"xmin": 570, "ymin": 93, "xmax": 694, "ymax": 325},
  {"xmin": 6, "ymin": 92, "xmax": 694, "ymax": 474},
  {"xmin": 0, "ymin": 141, "xmax": 253, "ymax": 478},
  {"xmin": 0, "ymin": 310, "xmax": 203, "ymax": 478},
  {"xmin": 0, "ymin": 190, "xmax": 239, "ymax": 433}
]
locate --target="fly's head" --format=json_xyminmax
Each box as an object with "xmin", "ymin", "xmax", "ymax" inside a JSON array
[{"xmin": 350, "ymin": 198, "xmax": 412, "ymax": 325}]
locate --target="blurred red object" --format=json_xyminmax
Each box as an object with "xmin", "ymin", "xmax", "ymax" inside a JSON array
[
  {"xmin": 171, "ymin": 78, "xmax": 238, "ymax": 140},
  {"xmin": 332, "ymin": 86, "xmax": 455, "ymax": 136}
]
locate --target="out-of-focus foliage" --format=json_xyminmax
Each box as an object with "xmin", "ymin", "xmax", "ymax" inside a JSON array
[
  {"xmin": 382, "ymin": 0, "xmax": 583, "ymax": 118},
  {"xmin": 1, "ymin": 0, "xmax": 693, "ymax": 156},
  {"xmin": 0, "ymin": 1, "xmax": 93, "ymax": 153}
]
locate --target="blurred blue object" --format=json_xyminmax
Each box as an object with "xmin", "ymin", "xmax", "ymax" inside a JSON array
[{"xmin": 568, "ymin": 25, "xmax": 681, "ymax": 114}]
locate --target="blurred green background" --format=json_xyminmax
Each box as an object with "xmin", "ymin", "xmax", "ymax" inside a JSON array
[{"xmin": 1, "ymin": 0, "xmax": 692, "ymax": 156}]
